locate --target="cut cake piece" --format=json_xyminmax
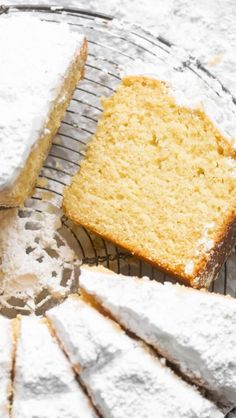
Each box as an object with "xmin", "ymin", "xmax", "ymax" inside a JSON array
[
  {"xmin": 79, "ymin": 265, "xmax": 236, "ymax": 406},
  {"xmin": 11, "ymin": 316, "xmax": 98, "ymax": 418},
  {"xmin": 0, "ymin": 316, "xmax": 14, "ymax": 418},
  {"xmin": 47, "ymin": 295, "xmax": 223, "ymax": 418},
  {"xmin": 63, "ymin": 76, "xmax": 236, "ymax": 288},
  {"xmin": 0, "ymin": 16, "xmax": 87, "ymax": 207}
]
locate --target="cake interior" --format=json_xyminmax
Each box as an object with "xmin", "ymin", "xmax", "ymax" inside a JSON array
[{"xmin": 64, "ymin": 76, "xmax": 236, "ymax": 282}]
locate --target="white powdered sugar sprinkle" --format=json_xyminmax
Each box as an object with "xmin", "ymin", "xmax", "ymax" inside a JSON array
[
  {"xmin": 79, "ymin": 267, "xmax": 236, "ymax": 406},
  {"xmin": 122, "ymin": 57, "xmax": 236, "ymax": 148},
  {"xmin": 184, "ymin": 260, "xmax": 195, "ymax": 275},
  {"xmin": 47, "ymin": 296, "xmax": 223, "ymax": 418},
  {"xmin": 0, "ymin": 15, "xmax": 84, "ymax": 191},
  {"xmin": 12, "ymin": 316, "xmax": 98, "ymax": 418}
]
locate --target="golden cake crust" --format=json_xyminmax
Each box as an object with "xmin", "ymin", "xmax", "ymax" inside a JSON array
[{"xmin": 0, "ymin": 39, "xmax": 87, "ymax": 208}]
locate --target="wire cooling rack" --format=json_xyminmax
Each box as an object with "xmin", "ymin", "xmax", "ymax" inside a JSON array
[{"xmin": 0, "ymin": 4, "xmax": 236, "ymax": 316}]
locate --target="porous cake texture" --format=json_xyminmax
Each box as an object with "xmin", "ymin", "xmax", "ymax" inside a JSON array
[
  {"xmin": 0, "ymin": 16, "xmax": 87, "ymax": 207},
  {"xmin": 47, "ymin": 296, "xmax": 223, "ymax": 418},
  {"xmin": 79, "ymin": 265, "xmax": 236, "ymax": 406},
  {"xmin": 63, "ymin": 76, "xmax": 236, "ymax": 287}
]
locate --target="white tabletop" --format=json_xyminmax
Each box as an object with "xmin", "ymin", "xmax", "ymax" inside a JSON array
[{"xmin": 3, "ymin": 0, "xmax": 236, "ymax": 97}]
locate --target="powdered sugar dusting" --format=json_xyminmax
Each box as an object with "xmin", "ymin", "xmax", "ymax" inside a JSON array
[
  {"xmin": 79, "ymin": 267, "xmax": 236, "ymax": 406},
  {"xmin": 47, "ymin": 296, "xmax": 223, "ymax": 417},
  {"xmin": 0, "ymin": 15, "xmax": 84, "ymax": 191},
  {"xmin": 184, "ymin": 260, "xmax": 195, "ymax": 275},
  {"xmin": 122, "ymin": 58, "xmax": 236, "ymax": 147},
  {"xmin": 12, "ymin": 316, "xmax": 98, "ymax": 418}
]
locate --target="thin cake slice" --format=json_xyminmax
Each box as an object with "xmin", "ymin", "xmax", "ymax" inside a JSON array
[
  {"xmin": 79, "ymin": 265, "xmax": 236, "ymax": 406},
  {"xmin": 47, "ymin": 296, "xmax": 223, "ymax": 418},
  {"xmin": 0, "ymin": 16, "xmax": 87, "ymax": 207},
  {"xmin": 63, "ymin": 76, "xmax": 236, "ymax": 288},
  {"xmin": 12, "ymin": 316, "xmax": 98, "ymax": 418},
  {"xmin": 0, "ymin": 316, "xmax": 14, "ymax": 418}
]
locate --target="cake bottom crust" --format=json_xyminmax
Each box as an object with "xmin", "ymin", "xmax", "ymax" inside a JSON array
[{"xmin": 0, "ymin": 39, "xmax": 87, "ymax": 208}]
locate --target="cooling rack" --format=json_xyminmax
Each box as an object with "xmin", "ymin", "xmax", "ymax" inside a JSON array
[{"xmin": 0, "ymin": 4, "xmax": 236, "ymax": 316}]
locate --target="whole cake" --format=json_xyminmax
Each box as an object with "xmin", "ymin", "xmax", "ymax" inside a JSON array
[
  {"xmin": 0, "ymin": 16, "xmax": 87, "ymax": 207},
  {"xmin": 63, "ymin": 76, "xmax": 236, "ymax": 287}
]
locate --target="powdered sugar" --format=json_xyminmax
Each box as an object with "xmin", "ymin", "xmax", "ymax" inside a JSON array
[
  {"xmin": 0, "ymin": 15, "xmax": 84, "ymax": 191},
  {"xmin": 6, "ymin": 0, "xmax": 235, "ymax": 101},
  {"xmin": 184, "ymin": 260, "xmax": 195, "ymax": 275},
  {"xmin": 196, "ymin": 223, "xmax": 215, "ymax": 253},
  {"xmin": 12, "ymin": 316, "xmax": 98, "ymax": 418},
  {"xmin": 47, "ymin": 296, "xmax": 223, "ymax": 418},
  {"xmin": 47, "ymin": 296, "xmax": 134, "ymax": 370},
  {"xmin": 79, "ymin": 267, "xmax": 236, "ymax": 406},
  {"xmin": 0, "ymin": 316, "xmax": 13, "ymax": 418}
]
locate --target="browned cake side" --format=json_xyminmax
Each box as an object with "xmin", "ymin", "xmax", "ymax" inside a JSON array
[{"xmin": 0, "ymin": 39, "xmax": 87, "ymax": 208}]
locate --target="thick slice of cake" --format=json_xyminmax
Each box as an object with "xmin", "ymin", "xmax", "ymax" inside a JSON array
[
  {"xmin": 0, "ymin": 316, "xmax": 14, "ymax": 418},
  {"xmin": 63, "ymin": 76, "xmax": 236, "ymax": 288},
  {"xmin": 12, "ymin": 316, "xmax": 98, "ymax": 418},
  {"xmin": 0, "ymin": 16, "xmax": 87, "ymax": 207},
  {"xmin": 47, "ymin": 296, "xmax": 223, "ymax": 418},
  {"xmin": 79, "ymin": 265, "xmax": 236, "ymax": 406}
]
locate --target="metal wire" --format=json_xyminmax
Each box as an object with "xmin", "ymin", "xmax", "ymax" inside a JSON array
[{"xmin": 1, "ymin": 4, "xmax": 236, "ymax": 314}]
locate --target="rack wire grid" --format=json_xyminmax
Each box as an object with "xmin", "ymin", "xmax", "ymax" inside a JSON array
[{"xmin": 0, "ymin": 4, "xmax": 236, "ymax": 315}]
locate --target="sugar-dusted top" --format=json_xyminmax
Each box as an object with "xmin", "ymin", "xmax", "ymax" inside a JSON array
[
  {"xmin": 0, "ymin": 16, "xmax": 84, "ymax": 191},
  {"xmin": 79, "ymin": 266, "xmax": 236, "ymax": 405},
  {"xmin": 123, "ymin": 58, "xmax": 236, "ymax": 149},
  {"xmin": 47, "ymin": 296, "xmax": 223, "ymax": 418},
  {"xmin": 47, "ymin": 295, "xmax": 134, "ymax": 370},
  {"xmin": 12, "ymin": 316, "xmax": 98, "ymax": 418}
]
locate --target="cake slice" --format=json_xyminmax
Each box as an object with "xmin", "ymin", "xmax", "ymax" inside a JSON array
[
  {"xmin": 0, "ymin": 316, "xmax": 14, "ymax": 418},
  {"xmin": 11, "ymin": 316, "xmax": 98, "ymax": 418},
  {"xmin": 79, "ymin": 265, "xmax": 236, "ymax": 406},
  {"xmin": 0, "ymin": 16, "xmax": 87, "ymax": 207},
  {"xmin": 63, "ymin": 76, "xmax": 236, "ymax": 288},
  {"xmin": 47, "ymin": 296, "xmax": 223, "ymax": 418}
]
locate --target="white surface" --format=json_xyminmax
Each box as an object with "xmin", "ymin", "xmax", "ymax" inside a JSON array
[
  {"xmin": 79, "ymin": 266, "xmax": 236, "ymax": 406},
  {"xmin": 47, "ymin": 296, "xmax": 223, "ymax": 418},
  {"xmin": 12, "ymin": 316, "xmax": 98, "ymax": 418},
  {"xmin": 0, "ymin": 15, "xmax": 84, "ymax": 191},
  {"xmin": 3, "ymin": 0, "xmax": 236, "ymax": 98},
  {"xmin": 0, "ymin": 316, "xmax": 13, "ymax": 418}
]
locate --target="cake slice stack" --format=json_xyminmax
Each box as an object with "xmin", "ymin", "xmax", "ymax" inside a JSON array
[
  {"xmin": 47, "ymin": 295, "xmax": 223, "ymax": 418},
  {"xmin": 11, "ymin": 316, "xmax": 98, "ymax": 418},
  {"xmin": 79, "ymin": 265, "xmax": 236, "ymax": 406}
]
